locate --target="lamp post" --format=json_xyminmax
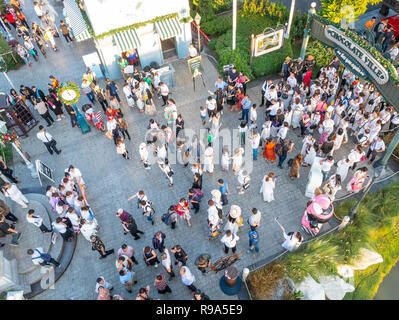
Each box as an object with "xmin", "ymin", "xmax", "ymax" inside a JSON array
[
  {"xmin": 285, "ymin": 0, "xmax": 296, "ymax": 39},
  {"xmin": 194, "ymin": 13, "xmax": 201, "ymax": 53},
  {"xmin": 0, "ymin": 121, "xmax": 37, "ymax": 179},
  {"xmin": 299, "ymin": 2, "xmax": 317, "ymax": 60},
  {"xmin": 232, "ymin": 0, "xmax": 237, "ymax": 50}
]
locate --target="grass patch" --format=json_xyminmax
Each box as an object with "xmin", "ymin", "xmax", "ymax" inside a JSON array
[{"xmin": 247, "ymin": 181, "xmax": 399, "ymax": 300}]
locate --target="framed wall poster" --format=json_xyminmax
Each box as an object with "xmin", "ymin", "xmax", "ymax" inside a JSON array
[{"xmin": 253, "ymin": 28, "xmax": 285, "ymax": 57}]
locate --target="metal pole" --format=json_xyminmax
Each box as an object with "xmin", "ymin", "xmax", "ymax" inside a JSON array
[
  {"xmin": 299, "ymin": 5, "xmax": 316, "ymax": 60},
  {"xmin": 0, "ymin": 18, "xmax": 13, "ymax": 41},
  {"xmin": 249, "ymin": 34, "xmax": 254, "ymax": 67},
  {"xmin": 2, "ymin": 72, "xmax": 15, "ymax": 90},
  {"xmin": 11, "ymin": 142, "xmax": 38, "ymax": 179},
  {"xmin": 232, "ymin": 0, "xmax": 237, "ymax": 50},
  {"xmin": 197, "ymin": 23, "xmax": 201, "ymax": 53},
  {"xmin": 285, "ymin": 0, "xmax": 296, "ymax": 39}
]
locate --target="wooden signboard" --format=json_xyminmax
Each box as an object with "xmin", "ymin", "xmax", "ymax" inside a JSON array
[
  {"xmin": 35, "ymin": 160, "xmax": 55, "ymax": 186},
  {"xmin": 187, "ymin": 56, "xmax": 205, "ymax": 91}
]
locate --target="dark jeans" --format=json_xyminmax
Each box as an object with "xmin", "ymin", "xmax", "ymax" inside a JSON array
[
  {"xmin": 98, "ymin": 99, "xmax": 108, "ymax": 112},
  {"xmin": 240, "ymin": 109, "xmax": 249, "ymax": 122},
  {"xmin": 367, "ymin": 149, "xmax": 378, "ymax": 163},
  {"xmin": 1, "ymin": 168, "xmax": 18, "ymax": 183},
  {"xmin": 39, "ymin": 223, "xmax": 52, "ymax": 233},
  {"xmin": 224, "ymin": 245, "xmax": 237, "ymax": 254},
  {"xmin": 192, "ymin": 202, "xmax": 200, "ymax": 213},
  {"xmin": 60, "ymin": 228, "xmax": 73, "ymax": 241},
  {"xmin": 186, "ymin": 284, "xmax": 197, "ymax": 292},
  {"xmin": 161, "ymin": 95, "xmax": 168, "ymax": 106},
  {"xmin": 63, "ymin": 33, "xmax": 73, "ymax": 42},
  {"xmin": 130, "ymin": 255, "xmax": 139, "ymax": 265},
  {"xmin": 5, "ymin": 212, "xmax": 18, "ymax": 222},
  {"xmin": 300, "ymin": 123, "xmax": 307, "ymax": 136},
  {"xmin": 221, "ymin": 194, "xmax": 228, "ymax": 206},
  {"xmin": 278, "ymin": 155, "xmax": 286, "ymax": 168},
  {"xmin": 11, "ymin": 232, "xmax": 21, "ymax": 245},
  {"xmin": 382, "ymin": 41, "xmax": 390, "ymax": 53},
  {"xmin": 86, "ymin": 92, "xmax": 95, "ymax": 104},
  {"xmin": 158, "ymin": 285, "xmax": 172, "ymax": 294},
  {"xmin": 43, "ymin": 140, "xmax": 61, "ymax": 155},
  {"xmin": 166, "ymin": 267, "xmax": 175, "ymax": 278},
  {"xmin": 69, "ymin": 114, "xmax": 78, "ymax": 127},
  {"xmin": 41, "ymin": 257, "xmax": 60, "ymax": 267},
  {"xmin": 120, "ymin": 128, "xmax": 131, "ymax": 140},
  {"xmin": 40, "ymin": 111, "xmax": 55, "ymax": 126},
  {"xmin": 98, "ymin": 248, "xmax": 114, "ymax": 258},
  {"xmin": 171, "ymin": 221, "xmax": 176, "ymax": 229},
  {"xmin": 111, "ymin": 93, "xmax": 121, "ymax": 103},
  {"xmin": 260, "ymin": 90, "xmax": 265, "ymax": 106},
  {"xmin": 130, "ymin": 228, "xmax": 144, "ymax": 240}
]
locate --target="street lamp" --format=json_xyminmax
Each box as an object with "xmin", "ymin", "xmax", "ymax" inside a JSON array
[
  {"xmin": 299, "ymin": 2, "xmax": 317, "ymax": 60},
  {"xmin": 194, "ymin": 13, "xmax": 201, "ymax": 53}
]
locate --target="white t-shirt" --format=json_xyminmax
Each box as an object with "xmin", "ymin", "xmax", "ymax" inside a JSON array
[
  {"xmin": 321, "ymin": 160, "xmax": 334, "ymax": 172},
  {"xmin": 189, "ymin": 46, "xmax": 198, "ymax": 57},
  {"xmin": 160, "ymin": 84, "xmax": 169, "ymax": 96},
  {"xmin": 53, "ymin": 222, "xmax": 67, "ymax": 234},
  {"xmin": 34, "ymin": 5, "xmax": 43, "ymax": 17},
  {"xmin": 37, "ymin": 131, "xmax": 53, "ymax": 143},
  {"xmin": 220, "ymin": 234, "xmax": 239, "ymax": 248},
  {"xmin": 31, "ymin": 247, "xmax": 45, "ymax": 265},
  {"xmin": 26, "ymin": 214, "xmax": 43, "ymax": 227},
  {"xmin": 282, "ymin": 232, "xmax": 302, "ymax": 252},
  {"xmin": 69, "ymin": 168, "xmax": 85, "ymax": 185},
  {"xmin": 161, "ymin": 248, "xmax": 172, "ymax": 269},
  {"xmin": 206, "ymin": 99, "xmax": 217, "ymax": 111}
]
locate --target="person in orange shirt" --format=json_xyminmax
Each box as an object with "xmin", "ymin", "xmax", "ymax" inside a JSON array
[
  {"xmin": 365, "ymin": 17, "xmax": 376, "ymax": 31},
  {"xmin": 48, "ymin": 75, "xmax": 60, "ymax": 89}
]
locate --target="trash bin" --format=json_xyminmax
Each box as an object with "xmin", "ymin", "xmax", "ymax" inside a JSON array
[
  {"xmin": 223, "ymin": 64, "xmax": 234, "ymax": 82},
  {"xmin": 154, "ymin": 64, "xmax": 175, "ymax": 88}
]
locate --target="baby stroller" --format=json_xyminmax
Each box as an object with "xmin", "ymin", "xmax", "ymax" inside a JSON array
[{"xmin": 301, "ymin": 194, "xmax": 334, "ymax": 237}]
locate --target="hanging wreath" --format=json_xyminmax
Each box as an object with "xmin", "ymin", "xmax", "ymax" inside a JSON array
[
  {"xmin": 0, "ymin": 130, "xmax": 17, "ymax": 145},
  {"xmin": 56, "ymin": 82, "xmax": 81, "ymax": 105}
]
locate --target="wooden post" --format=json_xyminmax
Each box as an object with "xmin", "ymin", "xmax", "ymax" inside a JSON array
[{"xmin": 249, "ymin": 34, "xmax": 254, "ymax": 67}]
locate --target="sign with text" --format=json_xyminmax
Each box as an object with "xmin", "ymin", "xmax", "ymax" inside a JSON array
[
  {"xmin": 35, "ymin": 160, "xmax": 54, "ymax": 186},
  {"xmin": 187, "ymin": 56, "xmax": 204, "ymax": 78},
  {"xmin": 253, "ymin": 27, "xmax": 285, "ymax": 57},
  {"xmin": 334, "ymin": 48, "xmax": 367, "ymax": 79},
  {"xmin": 325, "ymin": 25, "xmax": 389, "ymax": 85}
]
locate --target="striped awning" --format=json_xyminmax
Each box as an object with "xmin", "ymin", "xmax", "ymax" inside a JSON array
[
  {"xmin": 155, "ymin": 17, "xmax": 182, "ymax": 40},
  {"xmin": 63, "ymin": 0, "xmax": 92, "ymax": 42},
  {"xmin": 112, "ymin": 29, "xmax": 141, "ymax": 53}
]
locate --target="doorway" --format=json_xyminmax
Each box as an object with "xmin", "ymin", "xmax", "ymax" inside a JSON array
[{"xmin": 161, "ymin": 38, "xmax": 178, "ymax": 62}]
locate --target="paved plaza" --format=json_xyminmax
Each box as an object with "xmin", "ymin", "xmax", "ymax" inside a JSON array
[{"xmin": 0, "ymin": 1, "xmax": 398, "ymax": 300}]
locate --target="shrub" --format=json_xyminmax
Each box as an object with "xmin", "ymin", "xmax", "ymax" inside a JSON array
[
  {"xmin": 306, "ymin": 40, "xmax": 335, "ymax": 78},
  {"xmin": 217, "ymin": 47, "xmax": 254, "ymax": 79},
  {"xmin": 290, "ymin": 11, "xmax": 307, "ymax": 40},
  {"xmin": 0, "ymin": 36, "xmax": 24, "ymax": 70},
  {"xmin": 251, "ymin": 41, "xmax": 293, "ymax": 78},
  {"xmin": 241, "ymin": 0, "xmax": 289, "ymax": 21},
  {"xmin": 201, "ymin": 16, "xmax": 232, "ymax": 37},
  {"xmin": 0, "ymin": 144, "xmax": 13, "ymax": 164}
]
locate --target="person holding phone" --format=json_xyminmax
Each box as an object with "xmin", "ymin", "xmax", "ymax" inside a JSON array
[{"xmin": 275, "ymin": 217, "xmax": 302, "ymax": 252}]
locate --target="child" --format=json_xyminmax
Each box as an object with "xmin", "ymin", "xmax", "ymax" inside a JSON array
[
  {"xmin": 239, "ymin": 121, "xmax": 248, "ymax": 145},
  {"xmin": 249, "ymin": 104, "xmax": 257, "ymax": 129},
  {"xmin": 206, "ymin": 128, "xmax": 214, "ymax": 147},
  {"xmin": 200, "ymin": 106, "xmax": 207, "ymax": 125}
]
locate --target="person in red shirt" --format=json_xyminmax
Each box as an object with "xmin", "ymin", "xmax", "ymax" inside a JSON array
[{"xmin": 5, "ymin": 11, "xmax": 16, "ymax": 29}]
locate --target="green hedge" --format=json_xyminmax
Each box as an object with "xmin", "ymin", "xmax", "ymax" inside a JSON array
[
  {"xmin": 201, "ymin": 16, "xmax": 232, "ymax": 37},
  {"xmin": 0, "ymin": 36, "xmax": 25, "ymax": 70},
  {"xmin": 0, "ymin": 144, "xmax": 13, "ymax": 164}
]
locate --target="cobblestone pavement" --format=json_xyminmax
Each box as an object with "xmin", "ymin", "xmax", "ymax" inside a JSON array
[{"xmin": 1, "ymin": 1, "xmax": 397, "ymax": 300}]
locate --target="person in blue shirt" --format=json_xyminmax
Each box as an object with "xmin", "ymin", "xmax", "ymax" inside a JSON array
[
  {"xmin": 188, "ymin": 188, "xmax": 201, "ymax": 213},
  {"xmin": 239, "ymin": 95, "xmax": 251, "ymax": 122},
  {"xmin": 119, "ymin": 267, "xmax": 137, "ymax": 293},
  {"xmin": 247, "ymin": 226, "xmax": 259, "ymax": 253},
  {"xmin": 217, "ymin": 179, "xmax": 230, "ymax": 206},
  {"xmin": 214, "ymin": 76, "xmax": 227, "ymax": 91}
]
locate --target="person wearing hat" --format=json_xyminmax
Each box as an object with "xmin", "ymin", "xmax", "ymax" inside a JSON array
[{"xmin": 224, "ymin": 205, "xmax": 242, "ymax": 235}]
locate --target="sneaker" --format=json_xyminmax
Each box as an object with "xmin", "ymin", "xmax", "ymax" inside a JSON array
[
  {"xmin": 238, "ymin": 191, "xmax": 244, "ymax": 195},
  {"xmin": 151, "ymin": 221, "xmax": 154, "ymax": 225},
  {"xmin": 134, "ymin": 280, "xmax": 137, "ymax": 284},
  {"xmin": 9, "ymin": 242, "xmax": 19, "ymax": 246},
  {"xmin": 58, "ymin": 264, "xmax": 62, "ymax": 268},
  {"xmin": 56, "ymin": 118, "xmax": 61, "ymax": 121},
  {"xmin": 155, "ymin": 263, "xmax": 158, "ymax": 268}
]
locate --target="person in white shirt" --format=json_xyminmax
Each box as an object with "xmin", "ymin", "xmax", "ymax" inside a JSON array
[
  {"xmin": 159, "ymin": 82, "xmax": 169, "ymax": 106},
  {"xmin": 277, "ymin": 122, "xmax": 289, "ymax": 141},
  {"xmin": 139, "ymin": 143, "xmax": 151, "ymax": 170},
  {"xmin": 26, "ymin": 209, "xmax": 52, "ymax": 233},
  {"xmin": 36, "ymin": 125, "xmax": 61, "ymax": 155},
  {"xmin": 248, "ymin": 208, "xmax": 261, "ymax": 228},
  {"xmin": 287, "ymin": 73, "xmax": 297, "ymax": 89},
  {"xmin": 188, "ymin": 43, "xmax": 198, "ymax": 58},
  {"xmin": 207, "ymin": 199, "xmax": 221, "ymax": 230},
  {"xmin": 53, "ymin": 217, "xmax": 74, "ymax": 241},
  {"xmin": 220, "ymin": 230, "xmax": 239, "ymax": 254},
  {"xmin": 33, "ymin": 1, "xmax": 45, "ymax": 23},
  {"xmin": 205, "ymin": 96, "xmax": 217, "ymax": 118},
  {"xmin": 265, "ymin": 86, "xmax": 278, "ymax": 108},
  {"xmin": 266, "ymin": 100, "xmax": 281, "ymax": 122},
  {"xmin": 366, "ymin": 136, "xmax": 386, "ymax": 164},
  {"xmin": 2, "ymin": 183, "xmax": 29, "ymax": 209},
  {"xmin": 67, "ymin": 165, "xmax": 85, "ymax": 187},
  {"xmin": 180, "ymin": 266, "xmax": 196, "ymax": 292},
  {"xmin": 95, "ymin": 276, "xmax": 113, "ymax": 294},
  {"xmin": 275, "ymin": 217, "xmax": 302, "ymax": 252},
  {"xmin": 388, "ymin": 44, "xmax": 399, "ymax": 62},
  {"xmin": 251, "ymin": 132, "xmax": 261, "ymax": 160},
  {"xmin": 320, "ymin": 156, "xmax": 334, "ymax": 182},
  {"xmin": 161, "ymin": 248, "xmax": 175, "ymax": 280},
  {"xmin": 27, "ymin": 247, "xmax": 60, "ymax": 267}
]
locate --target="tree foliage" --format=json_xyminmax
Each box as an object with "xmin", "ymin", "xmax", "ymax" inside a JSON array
[
  {"xmin": 320, "ymin": 0, "xmax": 382, "ymax": 24},
  {"xmin": 241, "ymin": 0, "xmax": 289, "ymax": 22}
]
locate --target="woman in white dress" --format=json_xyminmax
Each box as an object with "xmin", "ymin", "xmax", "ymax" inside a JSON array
[
  {"xmin": 284, "ymin": 106, "xmax": 293, "ymax": 127},
  {"xmin": 335, "ymin": 156, "xmax": 354, "ymax": 182},
  {"xmin": 211, "ymin": 113, "xmax": 221, "ymax": 138},
  {"xmin": 221, "ymin": 146, "xmax": 230, "ymax": 171},
  {"xmin": 135, "ymin": 86, "xmax": 144, "ymax": 111},
  {"xmin": 123, "ymin": 83, "xmax": 135, "ymax": 108},
  {"xmin": 80, "ymin": 218, "xmax": 97, "ymax": 241},
  {"xmin": 203, "ymin": 147, "xmax": 214, "ymax": 173},
  {"xmin": 80, "ymin": 205, "xmax": 99, "ymax": 230},
  {"xmin": 323, "ymin": 174, "xmax": 342, "ymax": 201},
  {"xmin": 231, "ymin": 147, "xmax": 244, "ymax": 174},
  {"xmin": 301, "ymin": 135, "xmax": 315, "ymax": 156},
  {"xmin": 291, "ymin": 98, "xmax": 304, "ymax": 129},
  {"xmin": 261, "ymin": 121, "xmax": 272, "ymax": 143},
  {"xmin": 260, "ymin": 174, "xmax": 275, "ymax": 203},
  {"xmin": 332, "ymin": 128, "xmax": 345, "ymax": 154},
  {"xmin": 302, "ymin": 142, "xmax": 318, "ymax": 167}
]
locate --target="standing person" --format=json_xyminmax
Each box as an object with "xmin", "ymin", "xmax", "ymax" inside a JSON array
[
  {"xmin": 195, "ymin": 254, "xmax": 212, "ymax": 274},
  {"xmin": 139, "ymin": 200, "xmax": 155, "ymax": 225},
  {"xmin": 277, "ymin": 139, "xmax": 293, "ymax": 169},
  {"xmin": 0, "ymin": 157, "xmax": 20, "ymax": 184},
  {"xmin": 64, "ymin": 103, "xmax": 78, "ymax": 128},
  {"xmin": 159, "ymin": 82, "xmax": 169, "ymax": 106},
  {"xmin": 119, "ymin": 267, "xmax": 137, "ymax": 294},
  {"xmin": 16, "ymin": 43, "xmax": 31, "ymax": 66},
  {"xmin": 143, "ymin": 246, "xmax": 159, "ymax": 267},
  {"xmin": 180, "ymin": 266, "xmax": 197, "ymax": 293},
  {"xmin": 33, "ymin": 1, "xmax": 45, "ymax": 24},
  {"xmin": 81, "ymin": 79, "xmax": 95, "ymax": 104},
  {"xmin": 275, "ymin": 217, "xmax": 303, "ymax": 252},
  {"xmin": 93, "ymin": 85, "xmax": 109, "ymax": 112},
  {"xmin": 335, "ymin": 156, "xmax": 354, "ymax": 182},
  {"xmin": 366, "ymin": 135, "xmax": 386, "ymax": 165},
  {"xmin": 121, "ymin": 214, "xmax": 144, "ymax": 240},
  {"xmin": 59, "ymin": 20, "xmax": 73, "ymax": 42},
  {"xmin": 154, "ymin": 273, "xmax": 172, "ymax": 294},
  {"xmin": 53, "ymin": 217, "xmax": 74, "ymax": 241},
  {"xmin": 136, "ymin": 286, "xmax": 153, "ymax": 300},
  {"xmin": 26, "ymin": 209, "xmax": 52, "ymax": 233},
  {"xmin": 218, "ymin": 179, "xmax": 230, "ymax": 206},
  {"xmin": 263, "ymin": 138, "xmax": 277, "ymax": 162},
  {"xmin": 188, "ymin": 188, "xmax": 202, "ymax": 214},
  {"xmin": 188, "ymin": 43, "xmax": 198, "ymax": 58},
  {"xmin": 347, "ymin": 167, "xmax": 369, "ymax": 194},
  {"xmin": 320, "ymin": 156, "xmax": 335, "ymax": 182},
  {"xmin": 91, "ymin": 235, "xmax": 114, "ymax": 259},
  {"xmin": 36, "ymin": 125, "xmax": 61, "ymax": 155},
  {"xmin": 170, "ymin": 245, "xmax": 188, "ymax": 266},
  {"xmin": 105, "ymin": 78, "xmax": 121, "ymax": 103},
  {"xmin": 381, "ymin": 25, "xmax": 395, "ymax": 53},
  {"xmin": 220, "ymin": 230, "xmax": 239, "ymax": 254},
  {"xmin": 123, "ymin": 82, "xmax": 135, "ymax": 108},
  {"xmin": 127, "ymin": 190, "xmax": 148, "ymax": 209},
  {"xmin": 34, "ymin": 98, "xmax": 55, "ymax": 126},
  {"xmin": 237, "ymin": 170, "xmax": 250, "ymax": 195},
  {"xmin": 0, "ymin": 199, "xmax": 18, "ymax": 224},
  {"xmin": 118, "ymin": 244, "xmax": 139, "ymax": 265},
  {"xmin": 239, "ymin": 95, "xmax": 251, "ymax": 122},
  {"xmin": 27, "ymin": 247, "xmax": 60, "ymax": 267},
  {"xmin": 247, "ymin": 226, "xmax": 260, "ymax": 253},
  {"xmin": 248, "ymin": 208, "xmax": 261, "ymax": 229},
  {"xmin": 46, "ymin": 92, "xmax": 65, "ymax": 121},
  {"xmin": 365, "ymin": 16, "xmax": 376, "ymax": 31},
  {"xmin": 289, "ymin": 154, "xmax": 304, "ymax": 180},
  {"xmin": 175, "ymin": 114, "xmax": 185, "ymax": 139},
  {"xmin": 43, "ymin": 27, "xmax": 57, "ymax": 51},
  {"xmin": 116, "ymin": 138, "xmax": 130, "ymax": 160},
  {"xmin": 80, "ymin": 219, "xmax": 97, "ymax": 241},
  {"xmin": 0, "ymin": 214, "xmax": 21, "ymax": 246},
  {"xmin": 251, "ymin": 131, "xmax": 261, "ymax": 160},
  {"xmin": 161, "ymin": 248, "xmax": 175, "ymax": 280},
  {"xmin": 2, "ymin": 183, "xmax": 29, "ymax": 209},
  {"xmin": 152, "ymin": 231, "xmax": 166, "ymax": 253},
  {"xmin": 174, "ymin": 198, "xmax": 191, "ymax": 227},
  {"xmin": 95, "ymin": 277, "xmax": 113, "ymax": 294},
  {"xmin": 260, "ymin": 173, "xmax": 275, "ymax": 203},
  {"xmin": 158, "ymin": 159, "xmax": 174, "ymax": 187},
  {"xmin": 139, "ymin": 143, "xmax": 151, "ymax": 170}
]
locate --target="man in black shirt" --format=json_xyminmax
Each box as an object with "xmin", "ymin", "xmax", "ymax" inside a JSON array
[
  {"xmin": 321, "ymin": 136, "xmax": 334, "ymax": 156},
  {"xmin": 63, "ymin": 104, "xmax": 78, "ymax": 128},
  {"xmin": 381, "ymin": 25, "xmax": 395, "ymax": 53},
  {"xmin": 170, "ymin": 245, "xmax": 188, "ymax": 266},
  {"xmin": 0, "ymin": 214, "xmax": 21, "ymax": 246},
  {"xmin": 122, "ymin": 216, "xmax": 144, "ymax": 240},
  {"xmin": 228, "ymin": 67, "xmax": 238, "ymax": 85},
  {"xmin": 105, "ymin": 78, "xmax": 121, "ymax": 103}
]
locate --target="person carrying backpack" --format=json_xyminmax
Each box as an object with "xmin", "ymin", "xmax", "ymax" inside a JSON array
[
  {"xmin": 161, "ymin": 206, "xmax": 178, "ymax": 229},
  {"xmin": 27, "ymin": 247, "xmax": 60, "ymax": 267},
  {"xmin": 140, "ymin": 200, "xmax": 155, "ymax": 225}
]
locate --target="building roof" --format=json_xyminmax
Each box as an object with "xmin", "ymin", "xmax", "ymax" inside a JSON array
[{"xmin": 83, "ymin": 0, "xmax": 190, "ymax": 36}]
